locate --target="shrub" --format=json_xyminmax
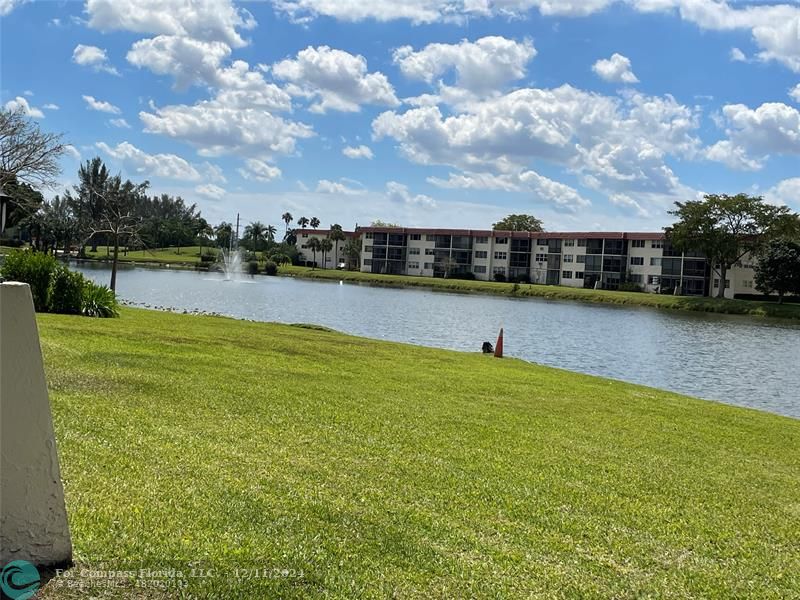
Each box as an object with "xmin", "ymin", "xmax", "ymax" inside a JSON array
[
  {"xmin": 0, "ymin": 249, "xmax": 58, "ymax": 311},
  {"xmin": 263, "ymin": 260, "xmax": 278, "ymax": 276},
  {"xmin": 618, "ymin": 282, "xmax": 644, "ymax": 293},
  {"xmin": 82, "ymin": 282, "xmax": 119, "ymax": 318},
  {"xmin": 511, "ymin": 274, "xmax": 531, "ymax": 284},
  {"xmin": 247, "ymin": 260, "xmax": 259, "ymax": 275},
  {"xmin": 493, "ymin": 272, "xmax": 507, "ymax": 283},
  {"xmin": 269, "ymin": 253, "xmax": 290, "ymax": 265},
  {"xmin": 0, "ymin": 238, "xmax": 25, "ymax": 248},
  {"xmin": 199, "ymin": 253, "xmax": 215, "ymax": 264},
  {"xmin": 49, "ymin": 266, "xmax": 86, "ymax": 314}
]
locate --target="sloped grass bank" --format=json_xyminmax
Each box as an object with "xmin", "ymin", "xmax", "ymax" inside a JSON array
[
  {"xmin": 280, "ymin": 265, "xmax": 800, "ymax": 320},
  {"xmin": 38, "ymin": 309, "xmax": 800, "ymax": 598}
]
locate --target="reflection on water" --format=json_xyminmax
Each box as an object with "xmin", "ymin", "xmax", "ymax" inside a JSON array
[{"xmin": 76, "ymin": 263, "xmax": 800, "ymax": 419}]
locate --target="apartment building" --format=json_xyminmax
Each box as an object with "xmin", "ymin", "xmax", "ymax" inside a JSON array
[{"xmin": 294, "ymin": 226, "xmax": 759, "ymax": 298}]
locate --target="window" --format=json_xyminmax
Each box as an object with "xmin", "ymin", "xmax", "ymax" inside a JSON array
[
  {"xmin": 574, "ymin": 271, "xmax": 584, "ymax": 279},
  {"xmin": 364, "ymin": 245, "xmax": 373, "ymax": 252},
  {"xmin": 631, "ymin": 239, "xmax": 645, "ymax": 248},
  {"xmin": 650, "ymin": 257, "xmax": 662, "ymax": 266},
  {"xmin": 630, "ymin": 256, "xmax": 644, "ymax": 266},
  {"xmin": 537, "ymin": 238, "xmax": 548, "ymax": 246},
  {"xmin": 648, "ymin": 275, "xmax": 660, "ymax": 285},
  {"xmin": 425, "ymin": 248, "xmax": 435, "ymax": 255},
  {"xmin": 534, "ymin": 253, "xmax": 547, "ymax": 262},
  {"xmin": 408, "ymin": 247, "xmax": 420, "ymax": 255},
  {"xmin": 562, "ymin": 271, "xmax": 573, "ymax": 279},
  {"xmin": 577, "ymin": 239, "xmax": 587, "ymax": 247},
  {"xmin": 628, "ymin": 274, "xmax": 643, "ymax": 283},
  {"xmin": 426, "ymin": 235, "xmax": 436, "ymax": 242},
  {"xmin": 651, "ymin": 240, "xmax": 664, "ymax": 249},
  {"xmin": 563, "ymin": 254, "xmax": 573, "ymax": 263},
  {"xmin": 492, "ymin": 267, "xmax": 506, "ymax": 274},
  {"xmin": 408, "ymin": 261, "xmax": 419, "ymax": 269},
  {"xmin": 365, "ymin": 232, "xmax": 373, "ymax": 239},
  {"xmin": 301, "ymin": 233, "xmax": 308, "ymax": 238},
  {"xmin": 474, "ymin": 265, "xmax": 487, "ymax": 274},
  {"xmin": 564, "ymin": 239, "xmax": 575, "ymax": 247},
  {"xmin": 475, "ymin": 250, "xmax": 488, "ymax": 259},
  {"xmin": 364, "ymin": 259, "xmax": 372, "ymax": 266},
  {"xmin": 743, "ymin": 280, "xmax": 753, "ymax": 288},
  {"xmin": 713, "ymin": 279, "xmax": 730, "ymax": 289},
  {"xmin": 409, "ymin": 234, "xmax": 421, "ymax": 240},
  {"xmin": 495, "ymin": 237, "xmax": 508, "ymax": 245},
  {"xmin": 494, "ymin": 251, "xmax": 507, "ymax": 260},
  {"xmin": 424, "ymin": 262, "xmax": 434, "ymax": 269},
  {"xmin": 475, "ymin": 236, "xmax": 489, "ymax": 244},
  {"xmin": 576, "ymin": 255, "xmax": 586, "ymax": 264}
]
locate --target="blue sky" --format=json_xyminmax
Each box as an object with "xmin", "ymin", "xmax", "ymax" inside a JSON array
[{"xmin": 2, "ymin": 0, "xmax": 799, "ymax": 232}]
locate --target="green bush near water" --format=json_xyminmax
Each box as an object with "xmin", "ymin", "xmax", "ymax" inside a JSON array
[{"xmin": 0, "ymin": 249, "xmax": 118, "ymax": 317}]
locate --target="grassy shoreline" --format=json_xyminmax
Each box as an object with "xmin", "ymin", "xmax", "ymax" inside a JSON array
[
  {"xmin": 280, "ymin": 265, "xmax": 800, "ymax": 320},
  {"xmin": 10, "ymin": 244, "xmax": 799, "ymax": 319},
  {"xmin": 37, "ymin": 308, "xmax": 800, "ymax": 598}
]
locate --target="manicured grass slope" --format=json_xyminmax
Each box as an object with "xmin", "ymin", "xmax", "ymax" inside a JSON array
[
  {"xmin": 39, "ymin": 309, "xmax": 800, "ymax": 598},
  {"xmin": 280, "ymin": 265, "xmax": 800, "ymax": 320},
  {"xmin": 83, "ymin": 245, "xmax": 212, "ymax": 264}
]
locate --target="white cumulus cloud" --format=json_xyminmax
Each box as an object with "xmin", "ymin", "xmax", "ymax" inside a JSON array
[
  {"xmin": 342, "ymin": 145, "xmax": 373, "ymax": 159},
  {"xmin": 195, "ymin": 183, "xmax": 226, "ymax": 199},
  {"xmin": 272, "ymin": 46, "xmax": 399, "ymax": 113},
  {"xmin": 83, "ymin": 95, "xmax": 121, "ymax": 114},
  {"xmin": 238, "ymin": 158, "xmax": 282, "ymax": 182},
  {"xmin": 96, "ymin": 141, "xmax": 202, "ymax": 180},
  {"xmin": 393, "ymin": 36, "xmax": 536, "ymax": 94},
  {"xmin": 385, "ymin": 181, "xmax": 436, "ymax": 207},
  {"xmin": 72, "ymin": 44, "xmax": 119, "ymax": 75},
  {"xmin": 3, "ymin": 96, "xmax": 44, "ymax": 118},
  {"xmin": 316, "ymin": 179, "xmax": 366, "ymax": 195},
  {"xmin": 110, "ymin": 118, "xmax": 131, "ymax": 128},
  {"xmin": 790, "ymin": 84, "xmax": 800, "ymax": 103},
  {"xmin": 592, "ymin": 53, "xmax": 639, "ymax": 83},
  {"xmin": 86, "ymin": 0, "xmax": 256, "ymax": 48}
]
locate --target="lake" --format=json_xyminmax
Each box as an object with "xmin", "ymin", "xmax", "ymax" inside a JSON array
[{"xmin": 75, "ymin": 263, "xmax": 800, "ymax": 419}]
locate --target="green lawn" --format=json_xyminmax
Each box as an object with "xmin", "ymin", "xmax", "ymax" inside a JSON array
[
  {"xmin": 83, "ymin": 245, "xmax": 216, "ymax": 265},
  {"xmin": 280, "ymin": 265, "xmax": 800, "ymax": 320},
  {"xmin": 37, "ymin": 309, "xmax": 800, "ymax": 598}
]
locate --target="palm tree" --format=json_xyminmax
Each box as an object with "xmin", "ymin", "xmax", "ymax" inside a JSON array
[
  {"xmin": 197, "ymin": 221, "xmax": 213, "ymax": 259},
  {"xmin": 297, "ymin": 216, "xmax": 310, "ymax": 229},
  {"xmin": 310, "ymin": 216, "xmax": 320, "ymax": 230},
  {"xmin": 244, "ymin": 221, "xmax": 266, "ymax": 252},
  {"xmin": 281, "ymin": 212, "xmax": 293, "ymax": 237},
  {"xmin": 265, "ymin": 224, "xmax": 277, "ymax": 243},
  {"xmin": 214, "ymin": 222, "xmax": 232, "ymax": 250},
  {"xmin": 307, "ymin": 237, "xmax": 321, "ymax": 268},
  {"xmin": 320, "ymin": 237, "xmax": 333, "ymax": 269},
  {"xmin": 329, "ymin": 224, "xmax": 346, "ymax": 268}
]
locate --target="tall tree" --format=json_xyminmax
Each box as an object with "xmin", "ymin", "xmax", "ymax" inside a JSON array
[
  {"xmin": 214, "ymin": 222, "xmax": 233, "ymax": 251},
  {"xmin": 310, "ymin": 216, "xmax": 320, "ymax": 230},
  {"xmin": 68, "ymin": 157, "xmax": 110, "ymax": 254},
  {"xmin": 297, "ymin": 216, "xmax": 310, "ymax": 229},
  {"xmin": 306, "ymin": 237, "xmax": 321, "ymax": 268},
  {"xmin": 0, "ymin": 107, "xmax": 66, "ymax": 190},
  {"xmin": 666, "ymin": 194, "xmax": 796, "ymax": 298},
  {"xmin": 281, "ymin": 212, "xmax": 293, "ymax": 238},
  {"xmin": 320, "ymin": 237, "xmax": 333, "ymax": 269},
  {"xmin": 492, "ymin": 214, "xmax": 544, "ymax": 231},
  {"xmin": 265, "ymin": 224, "xmax": 277, "ymax": 243},
  {"xmin": 343, "ymin": 237, "xmax": 362, "ymax": 270},
  {"xmin": 329, "ymin": 224, "xmax": 346, "ymax": 267},
  {"xmin": 243, "ymin": 221, "xmax": 266, "ymax": 252},
  {"xmin": 86, "ymin": 175, "xmax": 149, "ymax": 290},
  {"xmin": 754, "ymin": 239, "xmax": 800, "ymax": 304}
]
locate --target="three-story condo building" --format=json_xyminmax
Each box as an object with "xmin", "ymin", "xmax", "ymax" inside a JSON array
[{"xmin": 294, "ymin": 226, "xmax": 758, "ymax": 299}]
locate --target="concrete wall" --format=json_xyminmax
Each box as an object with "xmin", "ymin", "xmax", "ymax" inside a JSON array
[{"xmin": 1, "ymin": 282, "xmax": 72, "ymax": 567}]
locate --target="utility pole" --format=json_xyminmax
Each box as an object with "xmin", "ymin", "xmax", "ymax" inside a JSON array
[{"xmin": 235, "ymin": 213, "xmax": 240, "ymax": 250}]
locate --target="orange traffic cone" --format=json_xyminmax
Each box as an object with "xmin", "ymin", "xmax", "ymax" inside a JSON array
[{"xmin": 494, "ymin": 327, "xmax": 504, "ymax": 358}]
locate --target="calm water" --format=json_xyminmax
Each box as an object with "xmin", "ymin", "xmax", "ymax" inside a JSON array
[{"xmin": 76, "ymin": 264, "xmax": 800, "ymax": 419}]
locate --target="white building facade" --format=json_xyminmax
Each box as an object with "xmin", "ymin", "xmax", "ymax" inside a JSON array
[{"xmin": 295, "ymin": 227, "xmax": 762, "ymax": 298}]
